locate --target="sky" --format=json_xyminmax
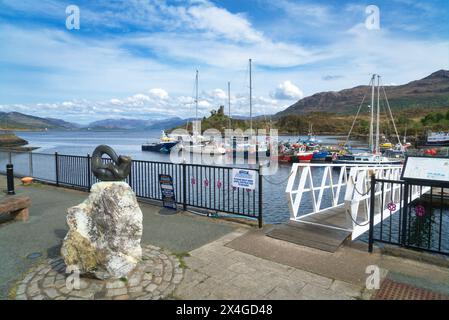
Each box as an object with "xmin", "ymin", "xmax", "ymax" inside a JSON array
[{"xmin": 0, "ymin": 0, "xmax": 448, "ymax": 124}]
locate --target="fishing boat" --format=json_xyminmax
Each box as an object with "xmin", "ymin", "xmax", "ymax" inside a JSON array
[
  {"xmin": 278, "ymin": 143, "xmax": 313, "ymax": 163},
  {"xmin": 294, "ymin": 146, "xmax": 314, "ymax": 162},
  {"xmin": 311, "ymin": 150, "xmax": 330, "ymax": 161},
  {"xmin": 334, "ymin": 74, "xmax": 404, "ymax": 165},
  {"xmin": 141, "ymin": 131, "xmax": 179, "ymax": 153}
]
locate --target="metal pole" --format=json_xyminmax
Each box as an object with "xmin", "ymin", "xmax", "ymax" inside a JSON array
[
  {"xmin": 29, "ymin": 152, "xmax": 33, "ymax": 177},
  {"xmin": 376, "ymin": 75, "xmax": 380, "ymax": 154},
  {"xmin": 368, "ymin": 174, "xmax": 376, "ymax": 253},
  {"xmin": 369, "ymin": 75, "xmax": 375, "ymax": 153},
  {"xmin": 6, "ymin": 163, "xmax": 15, "ymax": 195},
  {"xmin": 182, "ymin": 162, "xmax": 187, "ymax": 211},
  {"xmin": 87, "ymin": 154, "xmax": 91, "ymax": 190},
  {"xmin": 195, "ymin": 70, "xmax": 199, "ymax": 123},
  {"xmin": 401, "ymin": 182, "xmax": 410, "ymax": 246},
  {"xmin": 249, "ymin": 59, "xmax": 253, "ymax": 140},
  {"xmin": 258, "ymin": 164, "xmax": 263, "ymax": 229},
  {"xmin": 55, "ymin": 152, "xmax": 59, "ymax": 186},
  {"xmin": 228, "ymin": 81, "xmax": 231, "ymax": 129}
]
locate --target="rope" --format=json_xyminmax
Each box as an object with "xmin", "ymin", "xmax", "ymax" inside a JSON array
[
  {"xmin": 350, "ymin": 175, "xmax": 372, "ymax": 196},
  {"xmin": 344, "ymin": 77, "xmax": 372, "ymax": 147},
  {"xmin": 346, "ymin": 208, "xmax": 371, "ymax": 226},
  {"xmin": 381, "ymin": 81, "xmax": 402, "ymax": 147},
  {"xmin": 262, "ymin": 170, "xmax": 294, "ymax": 185}
]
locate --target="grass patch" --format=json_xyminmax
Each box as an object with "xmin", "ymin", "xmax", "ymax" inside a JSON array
[
  {"xmin": 165, "ymin": 292, "xmax": 180, "ymax": 300},
  {"xmin": 173, "ymin": 252, "xmax": 190, "ymax": 270},
  {"xmin": 7, "ymin": 282, "xmax": 18, "ymax": 300}
]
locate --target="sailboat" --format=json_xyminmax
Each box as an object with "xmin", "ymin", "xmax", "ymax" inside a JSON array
[
  {"xmin": 232, "ymin": 59, "xmax": 269, "ymax": 156},
  {"xmin": 334, "ymin": 74, "xmax": 403, "ymax": 165},
  {"xmin": 177, "ymin": 70, "xmax": 226, "ymax": 155}
]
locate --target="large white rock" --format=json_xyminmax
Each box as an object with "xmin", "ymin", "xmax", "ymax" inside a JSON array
[{"xmin": 61, "ymin": 182, "xmax": 143, "ymax": 280}]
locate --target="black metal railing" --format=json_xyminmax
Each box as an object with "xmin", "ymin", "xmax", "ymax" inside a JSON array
[
  {"xmin": 369, "ymin": 177, "xmax": 449, "ymax": 256},
  {"xmin": 0, "ymin": 150, "xmax": 262, "ymax": 226}
]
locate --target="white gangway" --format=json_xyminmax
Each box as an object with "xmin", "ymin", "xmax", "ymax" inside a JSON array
[{"xmin": 285, "ymin": 164, "xmax": 430, "ymax": 240}]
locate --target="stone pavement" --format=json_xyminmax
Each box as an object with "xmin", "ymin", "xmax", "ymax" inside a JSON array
[
  {"xmin": 175, "ymin": 229, "xmax": 370, "ymax": 300},
  {"xmin": 13, "ymin": 244, "xmax": 184, "ymax": 300}
]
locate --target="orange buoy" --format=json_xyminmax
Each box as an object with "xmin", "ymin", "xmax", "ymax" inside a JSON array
[{"xmin": 21, "ymin": 177, "xmax": 34, "ymax": 185}]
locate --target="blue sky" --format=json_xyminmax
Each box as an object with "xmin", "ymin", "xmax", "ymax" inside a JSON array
[{"xmin": 0, "ymin": 0, "xmax": 448, "ymax": 124}]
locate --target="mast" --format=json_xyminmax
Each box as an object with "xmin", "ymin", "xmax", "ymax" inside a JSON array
[
  {"xmin": 228, "ymin": 81, "xmax": 231, "ymax": 129},
  {"xmin": 375, "ymin": 75, "xmax": 380, "ymax": 154},
  {"xmin": 369, "ymin": 74, "xmax": 375, "ymax": 153},
  {"xmin": 249, "ymin": 59, "xmax": 253, "ymax": 139},
  {"xmin": 195, "ymin": 70, "xmax": 199, "ymax": 122}
]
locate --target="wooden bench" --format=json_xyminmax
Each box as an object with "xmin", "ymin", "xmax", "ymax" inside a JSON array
[{"xmin": 0, "ymin": 196, "xmax": 31, "ymax": 222}]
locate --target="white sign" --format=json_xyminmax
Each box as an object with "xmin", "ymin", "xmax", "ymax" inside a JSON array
[
  {"xmin": 402, "ymin": 157, "xmax": 449, "ymax": 182},
  {"xmin": 231, "ymin": 169, "xmax": 257, "ymax": 190}
]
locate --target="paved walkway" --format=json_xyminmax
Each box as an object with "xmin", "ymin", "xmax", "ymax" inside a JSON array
[
  {"xmin": 175, "ymin": 229, "xmax": 369, "ymax": 300},
  {"xmin": 175, "ymin": 228, "xmax": 449, "ymax": 300}
]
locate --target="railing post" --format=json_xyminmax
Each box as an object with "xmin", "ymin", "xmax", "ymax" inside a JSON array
[
  {"xmin": 368, "ymin": 174, "xmax": 376, "ymax": 253},
  {"xmin": 55, "ymin": 152, "xmax": 59, "ymax": 186},
  {"xmin": 6, "ymin": 163, "xmax": 15, "ymax": 195},
  {"xmin": 258, "ymin": 164, "xmax": 263, "ymax": 229},
  {"xmin": 87, "ymin": 154, "xmax": 91, "ymax": 190},
  {"xmin": 401, "ymin": 182, "xmax": 410, "ymax": 247},
  {"xmin": 128, "ymin": 160, "xmax": 133, "ymax": 187},
  {"xmin": 182, "ymin": 161, "xmax": 187, "ymax": 211},
  {"xmin": 29, "ymin": 151, "xmax": 33, "ymax": 177}
]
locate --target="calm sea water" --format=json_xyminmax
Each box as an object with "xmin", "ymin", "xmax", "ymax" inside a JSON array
[{"xmin": 12, "ymin": 130, "xmax": 351, "ymax": 224}]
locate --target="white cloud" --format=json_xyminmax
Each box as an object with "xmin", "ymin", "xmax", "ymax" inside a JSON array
[
  {"xmin": 149, "ymin": 88, "xmax": 169, "ymax": 100},
  {"xmin": 272, "ymin": 81, "xmax": 304, "ymax": 100}
]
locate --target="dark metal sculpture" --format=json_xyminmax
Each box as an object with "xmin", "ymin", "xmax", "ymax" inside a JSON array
[{"xmin": 91, "ymin": 145, "xmax": 132, "ymax": 181}]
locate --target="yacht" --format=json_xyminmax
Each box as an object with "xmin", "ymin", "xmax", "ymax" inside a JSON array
[{"xmin": 335, "ymin": 74, "xmax": 404, "ymax": 165}]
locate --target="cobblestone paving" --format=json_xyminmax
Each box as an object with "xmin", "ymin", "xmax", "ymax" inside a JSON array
[
  {"xmin": 175, "ymin": 229, "xmax": 373, "ymax": 300},
  {"xmin": 14, "ymin": 244, "xmax": 183, "ymax": 300}
]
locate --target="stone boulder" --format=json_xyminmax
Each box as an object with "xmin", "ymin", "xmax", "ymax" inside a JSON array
[{"xmin": 61, "ymin": 182, "xmax": 143, "ymax": 280}]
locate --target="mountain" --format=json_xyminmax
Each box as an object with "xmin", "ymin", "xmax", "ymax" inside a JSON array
[
  {"xmin": 0, "ymin": 112, "xmax": 80, "ymax": 130},
  {"xmin": 86, "ymin": 117, "xmax": 189, "ymax": 130},
  {"xmin": 146, "ymin": 117, "xmax": 189, "ymax": 130},
  {"xmin": 87, "ymin": 118, "xmax": 150, "ymax": 130},
  {"xmin": 275, "ymin": 70, "xmax": 449, "ymax": 118}
]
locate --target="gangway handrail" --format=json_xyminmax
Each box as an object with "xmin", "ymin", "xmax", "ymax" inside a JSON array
[{"xmin": 285, "ymin": 163, "xmax": 428, "ymax": 239}]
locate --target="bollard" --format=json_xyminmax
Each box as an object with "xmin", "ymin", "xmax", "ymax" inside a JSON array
[{"xmin": 6, "ymin": 164, "xmax": 15, "ymax": 195}]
